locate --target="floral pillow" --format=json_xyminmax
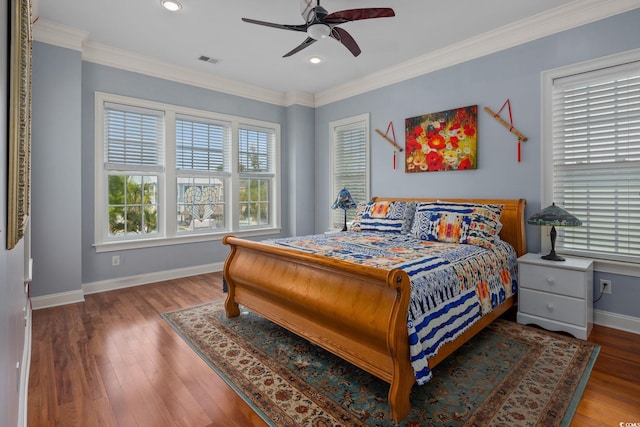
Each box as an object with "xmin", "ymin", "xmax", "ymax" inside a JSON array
[
  {"xmin": 350, "ymin": 201, "xmax": 416, "ymax": 233},
  {"xmin": 410, "ymin": 201, "xmax": 503, "ymax": 249}
]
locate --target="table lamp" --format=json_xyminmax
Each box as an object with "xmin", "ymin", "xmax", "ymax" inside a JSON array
[
  {"xmin": 331, "ymin": 187, "xmax": 357, "ymax": 231},
  {"xmin": 527, "ymin": 202, "xmax": 582, "ymax": 261}
]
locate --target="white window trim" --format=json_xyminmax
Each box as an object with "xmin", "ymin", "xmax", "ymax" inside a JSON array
[
  {"xmin": 94, "ymin": 92, "xmax": 281, "ymax": 252},
  {"xmin": 541, "ymin": 47, "xmax": 640, "ymax": 277},
  {"xmin": 329, "ymin": 113, "xmax": 370, "ymax": 229}
]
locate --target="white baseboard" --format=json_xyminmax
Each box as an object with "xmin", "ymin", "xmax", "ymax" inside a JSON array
[
  {"xmin": 594, "ymin": 309, "xmax": 640, "ymax": 335},
  {"xmin": 82, "ymin": 262, "xmax": 224, "ymax": 295},
  {"xmin": 31, "ymin": 262, "xmax": 224, "ymax": 309},
  {"xmin": 31, "ymin": 289, "xmax": 85, "ymax": 310}
]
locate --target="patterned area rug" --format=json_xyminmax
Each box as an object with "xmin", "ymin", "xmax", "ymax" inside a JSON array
[{"xmin": 162, "ymin": 301, "xmax": 599, "ymax": 427}]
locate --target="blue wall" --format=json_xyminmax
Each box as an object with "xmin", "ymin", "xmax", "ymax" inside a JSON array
[
  {"xmin": 314, "ymin": 9, "xmax": 640, "ymax": 320},
  {"xmin": 285, "ymin": 104, "xmax": 316, "ymax": 236},
  {"xmin": 31, "ymin": 43, "xmax": 83, "ymax": 296}
]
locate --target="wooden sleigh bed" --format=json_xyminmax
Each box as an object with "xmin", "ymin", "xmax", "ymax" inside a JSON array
[{"xmin": 223, "ymin": 197, "xmax": 526, "ymax": 422}]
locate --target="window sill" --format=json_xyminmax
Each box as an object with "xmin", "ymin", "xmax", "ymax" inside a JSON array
[
  {"xmin": 559, "ymin": 251, "xmax": 640, "ymax": 278},
  {"xmin": 593, "ymin": 258, "xmax": 640, "ymax": 278},
  {"xmin": 94, "ymin": 227, "xmax": 282, "ymax": 253}
]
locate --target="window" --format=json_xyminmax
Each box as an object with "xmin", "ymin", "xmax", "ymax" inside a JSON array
[
  {"xmin": 95, "ymin": 93, "xmax": 280, "ymax": 251},
  {"xmin": 542, "ymin": 50, "xmax": 640, "ymax": 266},
  {"xmin": 103, "ymin": 103, "xmax": 163, "ymax": 239},
  {"xmin": 238, "ymin": 127, "xmax": 276, "ymax": 227},
  {"xmin": 176, "ymin": 116, "xmax": 230, "ymax": 233},
  {"xmin": 330, "ymin": 114, "xmax": 370, "ymax": 229}
]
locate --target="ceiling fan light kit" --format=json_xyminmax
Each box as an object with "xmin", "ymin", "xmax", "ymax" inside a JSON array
[
  {"xmin": 307, "ymin": 23, "xmax": 331, "ymax": 40},
  {"xmin": 242, "ymin": 0, "xmax": 394, "ymax": 58}
]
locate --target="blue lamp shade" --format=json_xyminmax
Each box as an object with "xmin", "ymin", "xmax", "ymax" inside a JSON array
[
  {"xmin": 331, "ymin": 188, "xmax": 358, "ymax": 231},
  {"xmin": 527, "ymin": 202, "xmax": 582, "ymax": 261}
]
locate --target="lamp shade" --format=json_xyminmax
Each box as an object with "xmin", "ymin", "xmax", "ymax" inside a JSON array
[
  {"xmin": 527, "ymin": 202, "xmax": 582, "ymax": 261},
  {"xmin": 331, "ymin": 188, "xmax": 357, "ymax": 211},
  {"xmin": 527, "ymin": 203, "xmax": 582, "ymax": 226},
  {"xmin": 331, "ymin": 188, "xmax": 357, "ymax": 231}
]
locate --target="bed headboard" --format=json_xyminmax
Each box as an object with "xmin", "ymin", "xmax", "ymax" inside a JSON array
[{"xmin": 371, "ymin": 197, "xmax": 527, "ymax": 257}]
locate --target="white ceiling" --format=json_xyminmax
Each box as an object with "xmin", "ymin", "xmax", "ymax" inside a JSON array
[{"xmin": 34, "ymin": 0, "xmax": 640, "ymax": 99}]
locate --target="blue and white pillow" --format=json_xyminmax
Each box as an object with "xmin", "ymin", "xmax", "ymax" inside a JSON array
[
  {"xmin": 350, "ymin": 201, "xmax": 416, "ymax": 233},
  {"xmin": 410, "ymin": 201, "xmax": 503, "ymax": 249}
]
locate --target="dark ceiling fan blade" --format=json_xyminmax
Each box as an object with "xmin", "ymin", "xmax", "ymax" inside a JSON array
[
  {"xmin": 330, "ymin": 27, "xmax": 361, "ymax": 57},
  {"xmin": 283, "ymin": 37, "xmax": 317, "ymax": 57},
  {"xmin": 325, "ymin": 8, "xmax": 395, "ymax": 24},
  {"xmin": 241, "ymin": 18, "xmax": 308, "ymax": 33}
]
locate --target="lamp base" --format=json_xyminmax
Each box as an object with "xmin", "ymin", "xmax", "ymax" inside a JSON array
[
  {"xmin": 541, "ymin": 251, "xmax": 565, "ymax": 262},
  {"xmin": 541, "ymin": 225, "xmax": 565, "ymax": 261}
]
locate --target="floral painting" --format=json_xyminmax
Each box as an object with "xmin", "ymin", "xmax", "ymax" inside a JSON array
[{"xmin": 405, "ymin": 105, "xmax": 478, "ymax": 173}]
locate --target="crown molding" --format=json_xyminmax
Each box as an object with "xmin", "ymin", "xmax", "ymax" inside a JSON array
[
  {"xmin": 314, "ymin": 0, "xmax": 640, "ymax": 106},
  {"xmin": 285, "ymin": 91, "xmax": 315, "ymax": 108},
  {"xmin": 32, "ymin": 18, "xmax": 88, "ymax": 51},
  {"xmin": 81, "ymin": 41, "xmax": 289, "ymax": 106}
]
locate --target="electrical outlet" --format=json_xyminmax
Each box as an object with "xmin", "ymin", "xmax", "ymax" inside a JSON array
[
  {"xmin": 112, "ymin": 255, "xmax": 120, "ymax": 266},
  {"xmin": 599, "ymin": 279, "xmax": 612, "ymax": 295}
]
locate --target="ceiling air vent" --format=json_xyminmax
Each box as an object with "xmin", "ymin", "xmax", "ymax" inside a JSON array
[{"xmin": 198, "ymin": 55, "xmax": 219, "ymax": 64}]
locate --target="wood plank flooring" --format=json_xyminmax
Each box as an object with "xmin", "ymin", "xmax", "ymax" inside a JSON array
[{"xmin": 28, "ymin": 272, "xmax": 640, "ymax": 426}]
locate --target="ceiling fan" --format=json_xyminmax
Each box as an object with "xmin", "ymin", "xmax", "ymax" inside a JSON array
[{"xmin": 241, "ymin": 0, "xmax": 395, "ymax": 58}]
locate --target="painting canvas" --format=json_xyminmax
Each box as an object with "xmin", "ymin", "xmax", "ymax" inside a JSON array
[{"xmin": 405, "ymin": 105, "xmax": 477, "ymax": 173}]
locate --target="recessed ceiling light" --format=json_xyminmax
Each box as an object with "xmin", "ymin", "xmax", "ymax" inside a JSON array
[
  {"xmin": 308, "ymin": 56, "xmax": 323, "ymax": 64},
  {"xmin": 161, "ymin": 0, "xmax": 182, "ymax": 12}
]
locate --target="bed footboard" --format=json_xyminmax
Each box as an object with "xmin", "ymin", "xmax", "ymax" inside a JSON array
[{"xmin": 222, "ymin": 235, "xmax": 415, "ymax": 422}]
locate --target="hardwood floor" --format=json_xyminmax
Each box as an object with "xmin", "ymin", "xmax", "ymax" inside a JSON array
[{"xmin": 28, "ymin": 273, "xmax": 640, "ymax": 426}]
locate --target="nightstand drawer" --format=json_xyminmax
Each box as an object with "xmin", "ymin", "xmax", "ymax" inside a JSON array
[
  {"xmin": 518, "ymin": 263, "xmax": 584, "ymax": 298},
  {"xmin": 518, "ymin": 288, "xmax": 586, "ymax": 327}
]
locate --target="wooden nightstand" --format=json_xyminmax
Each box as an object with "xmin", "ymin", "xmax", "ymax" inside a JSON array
[{"xmin": 517, "ymin": 253, "xmax": 594, "ymax": 340}]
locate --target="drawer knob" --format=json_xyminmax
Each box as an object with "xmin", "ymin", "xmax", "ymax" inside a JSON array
[
  {"xmin": 547, "ymin": 303, "xmax": 554, "ymax": 312},
  {"xmin": 546, "ymin": 277, "xmax": 555, "ymax": 285}
]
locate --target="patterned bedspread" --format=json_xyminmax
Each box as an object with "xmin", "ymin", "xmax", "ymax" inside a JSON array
[{"xmin": 265, "ymin": 231, "xmax": 518, "ymax": 385}]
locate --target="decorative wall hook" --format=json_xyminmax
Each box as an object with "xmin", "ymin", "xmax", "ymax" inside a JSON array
[
  {"xmin": 484, "ymin": 100, "xmax": 527, "ymax": 162},
  {"xmin": 375, "ymin": 122, "xmax": 402, "ymax": 169}
]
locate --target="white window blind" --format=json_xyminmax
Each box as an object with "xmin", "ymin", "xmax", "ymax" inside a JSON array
[
  {"xmin": 239, "ymin": 126, "xmax": 274, "ymax": 174},
  {"xmin": 551, "ymin": 60, "xmax": 640, "ymax": 263},
  {"xmin": 332, "ymin": 117, "xmax": 369, "ymax": 228},
  {"xmin": 176, "ymin": 115, "xmax": 230, "ymax": 173},
  {"xmin": 104, "ymin": 102, "xmax": 164, "ymax": 171}
]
